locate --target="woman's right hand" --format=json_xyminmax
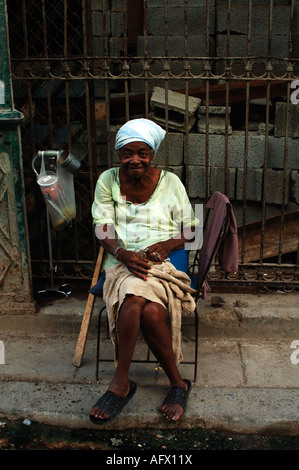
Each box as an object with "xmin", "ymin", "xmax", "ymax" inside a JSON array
[{"xmin": 117, "ymin": 248, "xmax": 151, "ymax": 281}]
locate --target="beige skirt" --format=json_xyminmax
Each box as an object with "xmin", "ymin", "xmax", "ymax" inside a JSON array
[{"xmin": 103, "ymin": 261, "xmax": 197, "ymax": 364}]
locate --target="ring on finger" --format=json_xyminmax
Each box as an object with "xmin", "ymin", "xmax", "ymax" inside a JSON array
[{"xmin": 135, "ymin": 249, "xmax": 147, "ymax": 258}]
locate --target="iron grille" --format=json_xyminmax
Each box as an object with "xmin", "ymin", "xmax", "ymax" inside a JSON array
[{"xmin": 7, "ymin": 0, "xmax": 299, "ymax": 292}]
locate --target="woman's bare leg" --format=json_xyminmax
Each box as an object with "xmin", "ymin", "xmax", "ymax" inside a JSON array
[
  {"xmin": 90, "ymin": 295, "xmax": 146, "ymax": 420},
  {"xmin": 90, "ymin": 297, "xmax": 188, "ymax": 421},
  {"xmin": 140, "ymin": 302, "xmax": 188, "ymax": 421}
]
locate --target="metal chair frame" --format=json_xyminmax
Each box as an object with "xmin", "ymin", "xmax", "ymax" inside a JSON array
[{"xmin": 95, "ymin": 197, "xmax": 232, "ymax": 383}]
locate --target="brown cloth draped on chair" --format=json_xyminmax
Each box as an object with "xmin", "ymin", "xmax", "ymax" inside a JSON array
[{"xmin": 193, "ymin": 191, "xmax": 238, "ymax": 299}]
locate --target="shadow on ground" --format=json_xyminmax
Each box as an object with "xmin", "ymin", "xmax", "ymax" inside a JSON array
[{"xmin": 0, "ymin": 419, "xmax": 298, "ymax": 451}]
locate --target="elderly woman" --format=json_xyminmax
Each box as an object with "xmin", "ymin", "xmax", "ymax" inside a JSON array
[{"xmin": 89, "ymin": 118, "xmax": 199, "ymax": 424}]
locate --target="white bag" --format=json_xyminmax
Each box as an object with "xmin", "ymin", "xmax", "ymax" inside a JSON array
[{"xmin": 33, "ymin": 151, "xmax": 80, "ymax": 231}]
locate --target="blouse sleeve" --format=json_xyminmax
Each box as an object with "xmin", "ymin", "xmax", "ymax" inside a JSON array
[
  {"xmin": 91, "ymin": 170, "xmax": 116, "ymax": 226},
  {"xmin": 171, "ymin": 174, "xmax": 200, "ymax": 229}
]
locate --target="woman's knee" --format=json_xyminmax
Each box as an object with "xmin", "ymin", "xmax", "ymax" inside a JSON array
[
  {"xmin": 121, "ymin": 294, "xmax": 147, "ymax": 311},
  {"xmin": 140, "ymin": 302, "xmax": 166, "ymax": 328},
  {"xmin": 118, "ymin": 295, "xmax": 147, "ymax": 323}
]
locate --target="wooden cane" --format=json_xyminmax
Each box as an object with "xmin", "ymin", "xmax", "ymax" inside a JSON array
[{"xmin": 72, "ymin": 245, "xmax": 104, "ymax": 367}]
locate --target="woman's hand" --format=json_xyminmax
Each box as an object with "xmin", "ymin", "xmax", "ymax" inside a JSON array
[
  {"xmin": 117, "ymin": 248, "xmax": 151, "ymax": 281},
  {"xmin": 145, "ymin": 241, "xmax": 172, "ymax": 264},
  {"xmin": 145, "ymin": 229, "xmax": 195, "ymax": 263}
]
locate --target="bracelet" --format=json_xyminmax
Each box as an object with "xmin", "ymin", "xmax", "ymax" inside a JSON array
[{"xmin": 113, "ymin": 245, "xmax": 122, "ymax": 259}]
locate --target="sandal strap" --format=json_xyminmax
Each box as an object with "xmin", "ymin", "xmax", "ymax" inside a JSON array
[
  {"xmin": 162, "ymin": 387, "xmax": 187, "ymax": 407},
  {"xmin": 95, "ymin": 391, "xmax": 127, "ymax": 419},
  {"xmin": 92, "ymin": 380, "xmax": 137, "ymax": 420},
  {"xmin": 162, "ymin": 380, "xmax": 191, "ymax": 408}
]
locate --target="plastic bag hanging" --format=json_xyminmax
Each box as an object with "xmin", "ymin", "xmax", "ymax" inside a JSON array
[{"xmin": 32, "ymin": 150, "xmax": 81, "ymax": 231}]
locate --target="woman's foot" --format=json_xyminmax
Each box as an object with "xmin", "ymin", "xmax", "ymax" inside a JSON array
[
  {"xmin": 89, "ymin": 379, "xmax": 135, "ymax": 423},
  {"xmin": 160, "ymin": 379, "xmax": 191, "ymax": 422}
]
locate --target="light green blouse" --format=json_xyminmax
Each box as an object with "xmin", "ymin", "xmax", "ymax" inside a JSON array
[{"xmin": 91, "ymin": 167, "xmax": 199, "ymax": 269}]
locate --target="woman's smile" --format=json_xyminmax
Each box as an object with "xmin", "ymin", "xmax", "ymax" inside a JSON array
[{"xmin": 118, "ymin": 142, "xmax": 154, "ymax": 180}]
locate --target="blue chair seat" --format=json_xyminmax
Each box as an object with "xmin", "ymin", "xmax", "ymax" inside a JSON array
[{"xmin": 89, "ymin": 272, "xmax": 106, "ymax": 297}]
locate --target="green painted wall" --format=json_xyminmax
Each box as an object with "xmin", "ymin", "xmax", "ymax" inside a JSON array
[{"xmin": 0, "ymin": 0, "xmax": 35, "ymax": 314}]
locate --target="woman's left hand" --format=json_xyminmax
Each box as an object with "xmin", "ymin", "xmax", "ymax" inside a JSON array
[{"xmin": 145, "ymin": 242, "xmax": 171, "ymax": 264}]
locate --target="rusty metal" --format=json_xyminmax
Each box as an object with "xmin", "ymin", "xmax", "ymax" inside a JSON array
[
  {"xmin": 8, "ymin": 56, "xmax": 299, "ymax": 83},
  {"xmin": 5, "ymin": 0, "xmax": 299, "ymax": 291}
]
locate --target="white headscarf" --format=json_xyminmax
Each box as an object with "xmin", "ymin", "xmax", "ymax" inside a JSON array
[{"xmin": 115, "ymin": 118, "xmax": 166, "ymax": 156}]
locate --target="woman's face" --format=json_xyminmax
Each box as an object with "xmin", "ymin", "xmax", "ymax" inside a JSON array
[{"xmin": 118, "ymin": 141, "xmax": 154, "ymax": 179}]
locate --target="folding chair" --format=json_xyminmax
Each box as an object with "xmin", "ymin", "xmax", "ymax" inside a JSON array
[{"xmin": 73, "ymin": 191, "xmax": 237, "ymax": 383}]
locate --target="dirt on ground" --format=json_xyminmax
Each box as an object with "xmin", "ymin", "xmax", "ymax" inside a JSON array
[{"xmin": 0, "ymin": 419, "xmax": 298, "ymax": 451}]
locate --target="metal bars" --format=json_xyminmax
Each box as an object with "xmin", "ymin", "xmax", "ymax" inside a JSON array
[{"xmin": 6, "ymin": 0, "xmax": 299, "ymax": 291}]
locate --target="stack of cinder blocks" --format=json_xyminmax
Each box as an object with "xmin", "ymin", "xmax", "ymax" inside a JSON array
[
  {"xmin": 216, "ymin": 1, "xmax": 293, "ymax": 58},
  {"xmin": 197, "ymin": 106, "xmax": 232, "ymax": 135},
  {"xmin": 150, "ymin": 87, "xmax": 201, "ymax": 132},
  {"xmin": 148, "ymin": 88, "xmax": 299, "ymax": 216},
  {"xmin": 92, "ymin": 0, "xmax": 299, "ymax": 225}
]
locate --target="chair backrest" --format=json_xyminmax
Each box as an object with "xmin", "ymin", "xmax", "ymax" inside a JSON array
[{"xmin": 189, "ymin": 192, "xmax": 232, "ymax": 301}]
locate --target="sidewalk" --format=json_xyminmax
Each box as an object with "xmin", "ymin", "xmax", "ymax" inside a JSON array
[{"xmin": 0, "ymin": 290, "xmax": 298, "ymax": 435}]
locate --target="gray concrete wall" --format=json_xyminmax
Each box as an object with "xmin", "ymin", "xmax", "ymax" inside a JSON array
[
  {"xmin": 91, "ymin": 0, "xmax": 298, "ymax": 66},
  {"xmin": 90, "ymin": 0, "xmax": 299, "ymax": 226}
]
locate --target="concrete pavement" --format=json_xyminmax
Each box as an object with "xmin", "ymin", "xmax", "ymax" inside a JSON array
[{"xmin": 0, "ymin": 291, "xmax": 298, "ymax": 434}]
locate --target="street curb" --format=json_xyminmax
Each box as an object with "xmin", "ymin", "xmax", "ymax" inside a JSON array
[{"xmin": 0, "ymin": 382, "xmax": 298, "ymax": 435}]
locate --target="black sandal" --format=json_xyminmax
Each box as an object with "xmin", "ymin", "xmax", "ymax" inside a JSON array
[
  {"xmin": 89, "ymin": 380, "xmax": 137, "ymax": 424},
  {"xmin": 161, "ymin": 379, "xmax": 191, "ymax": 418}
]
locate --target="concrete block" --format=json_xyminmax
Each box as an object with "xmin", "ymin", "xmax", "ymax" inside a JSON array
[
  {"xmin": 111, "ymin": 11, "xmax": 124, "ymax": 37},
  {"xmin": 91, "ymin": 0, "xmax": 103, "ymax": 11},
  {"xmin": 291, "ymin": 171, "xmax": 299, "ymax": 204},
  {"xmin": 294, "ymin": 4, "xmax": 299, "ymax": 35},
  {"xmin": 275, "ymin": 102, "xmax": 299, "ymax": 138},
  {"xmin": 111, "ymin": 0, "xmax": 124, "ymax": 11},
  {"xmin": 217, "ymin": 5, "xmax": 291, "ymax": 36},
  {"xmin": 210, "ymin": 167, "xmax": 236, "ymax": 200},
  {"xmin": 92, "ymin": 11, "xmax": 110, "ymax": 36},
  {"xmin": 154, "ymin": 133, "xmax": 184, "ymax": 166},
  {"xmin": 268, "ymin": 136, "xmax": 299, "ymax": 170},
  {"xmin": 236, "ymin": 168, "xmax": 263, "ymax": 202},
  {"xmin": 266, "ymin": 169, "xmax": 291, "ymax": 205},
  {"xmin": 258, "ymin": 123, "xmax": 274, "ymax": 135},
  {"xmin": 147, "ymin": 0, "xmax": 213, "ymax": 6},
  {"xmin": 217, "ymin": 5, "xmax": 249, "ymax": 35},
  {"xmin": 216, "ymin": 0, "xmax": 291, "ymax": 5},
  {"xmin": 146, "ymin": 5, "xmax": 215, "ymax": 36},
  {"xmin": 92, "ymin": 37, "xmax": 105, "ymax": 56},
  {"xmin": 136, "ymin": 34, "xmax": 213, "ymax": 58},
  {"xmin": 197, "ymin": 106, "xmax": 232, "ymax": 135},
  {"xmin": 187, "ymin": 133, "xmax": 265, "ymax": 168},
  {"xmin": 186, "ymin": 166, "xmax": 206, "ymax": 199},
  {"xmin": 293, "ymin": 35, "xmax": 299, "ymax": 60},
  {"xmin": 150, "ymin": 87, "xmax": 201, "ymax": 132},
  {"xmin": 155, "ymin": 165, "xmax": 183, "ymax": 180},
  {"xmin": 146, "ymin": 8, "xmax": 183, "ymax": 36},
  {"xmin": 108, "ymin": 37, "xmax": 124, "ymax": 56},
  {"xmin": 216, "ymin": 34, "xmax": 290, "ymax": 59}
]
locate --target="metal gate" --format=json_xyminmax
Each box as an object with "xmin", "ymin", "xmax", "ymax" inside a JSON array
[{"xmin": 7, "ymin": 0, "xmax": 299, "ymax": 292}]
